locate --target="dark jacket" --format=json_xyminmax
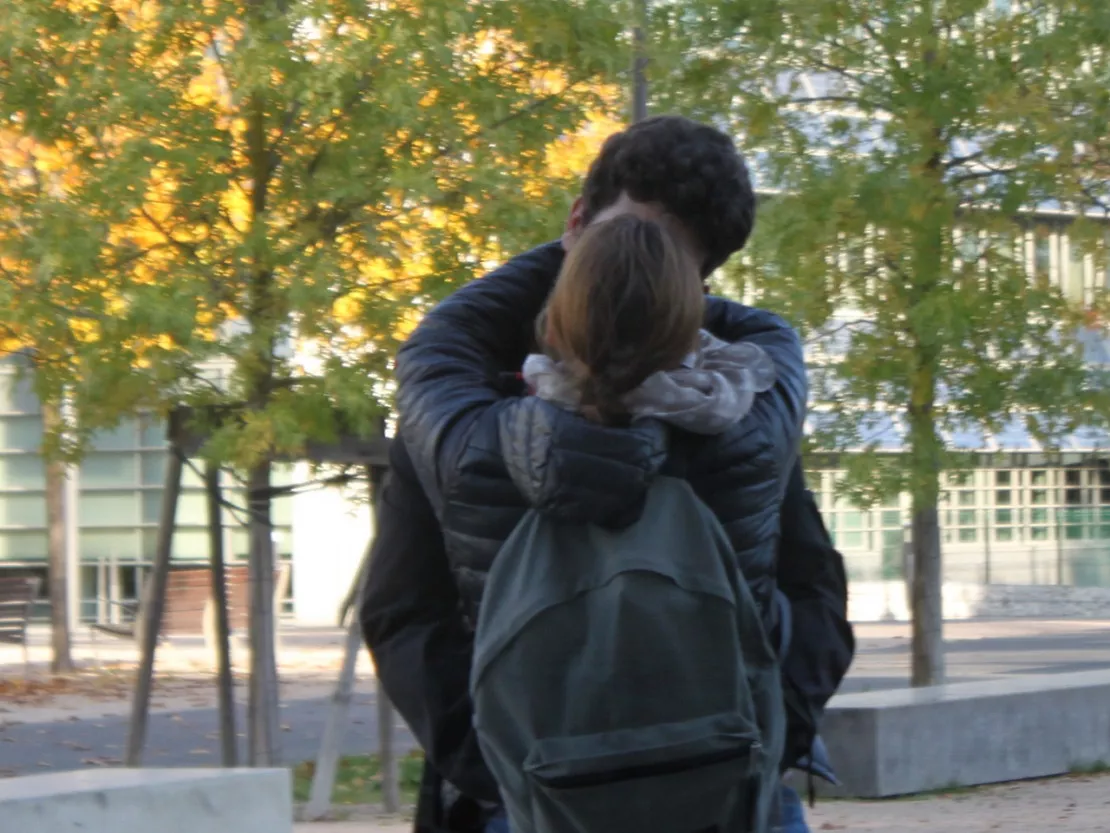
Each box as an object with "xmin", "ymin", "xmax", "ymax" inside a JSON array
[
  {"xmin": 394, "ymin": 241, "xmax": 807, "ymax": 634},
  {"xmin": 361, "ymin": 439, "xmax": 853, "ymax": 831},
  {"xmin": 365, "ymin": 243, "xmax": 853, "ymax": 830}
]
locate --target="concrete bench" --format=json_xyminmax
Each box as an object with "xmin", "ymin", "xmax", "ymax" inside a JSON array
[
  {"xmin": 820, "ymin": 669, "xmax": 1110, "ymax": 797},
  {"xmin": 0, "ymin": 768, "xmax": 292, "ymax": 833}
]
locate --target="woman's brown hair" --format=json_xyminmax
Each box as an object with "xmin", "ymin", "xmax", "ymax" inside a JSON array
[{"xmin": 541, "ymin": 214, "xmax": 704, "ymax": 424}]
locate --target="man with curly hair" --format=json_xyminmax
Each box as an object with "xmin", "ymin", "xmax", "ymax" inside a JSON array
[{"xmin": 361, "ymin": 116, "xmax": 855, "ymax": 833}]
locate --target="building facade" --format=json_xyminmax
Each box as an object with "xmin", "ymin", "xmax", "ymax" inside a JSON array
[{"xmin": 0, "ymin": 358, "xmax": 369, "ymax": 626}]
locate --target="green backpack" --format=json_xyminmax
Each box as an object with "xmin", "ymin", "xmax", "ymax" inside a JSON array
[{"xmin": 471, "ymin": 476, "xmax": 785, "ymax": 833}]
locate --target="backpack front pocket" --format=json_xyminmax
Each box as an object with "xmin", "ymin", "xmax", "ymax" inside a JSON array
[{"xmin": 522, "ymin": 712, "xmax": 760, "ymax": 833}]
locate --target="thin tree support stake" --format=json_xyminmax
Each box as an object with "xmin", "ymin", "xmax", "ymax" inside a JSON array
[
  {"xmin": 305, "ymin": 604, "xmax": 366, "ymax": 820},
  {"xmin": 206, "ymin": 463, "xmax": 237, "ymax": 767},
  {"xmin": 367, "ymin": 463, "xmax": 400, "ymax": 814},
  {"xmin": 125, "ymin": 448, "xmax": 184, "ymax": 765}
]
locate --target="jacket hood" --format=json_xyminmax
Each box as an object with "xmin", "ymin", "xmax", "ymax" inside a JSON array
[{"xmin": 497, "ymin": 397, "xmax": 668, "ymax": 528}]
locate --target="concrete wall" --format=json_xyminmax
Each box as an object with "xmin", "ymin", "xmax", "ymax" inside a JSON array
[
  {"xmin": 290, "ymin": 462, "xmax": 372, "ymax": 625},
  {"xmin": 849, "ymin": 580, "xmax": 1110, "ymax": 622}
]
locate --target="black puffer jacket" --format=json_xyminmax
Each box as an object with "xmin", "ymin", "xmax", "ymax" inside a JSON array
[{"xmin": 396, "ymin": 241, "xmax": 806, "ymax": 631}]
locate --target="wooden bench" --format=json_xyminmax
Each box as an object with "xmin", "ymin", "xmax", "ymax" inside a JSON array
[
  {"xmin": 0, "ymin": 576, "xmax": 41, "ymax": 669},
  {"xmin": 91, "ymin": 564, "xmax": 290, "ymax": 651}
]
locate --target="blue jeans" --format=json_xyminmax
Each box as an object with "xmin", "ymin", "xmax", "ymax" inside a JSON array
[
  {"xmin": 484, "ymin": 810, "xmax": 509, "ymax": 833},
  {"xmin": 775, "ymin": 784, "xmax": 811, "ymax": 833}
]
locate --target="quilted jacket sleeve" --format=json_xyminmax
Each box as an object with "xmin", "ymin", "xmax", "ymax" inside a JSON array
[
  {"xmin": 395, "ymin": 242, "xmax": 565, "ymax": 515},
  {"xmin": 359, "ymin": 436, "xmax": 500, "ymax": 801},
  {"xmin": 703, "ymin": 296, "xmax": 808, "ymax": 467}
]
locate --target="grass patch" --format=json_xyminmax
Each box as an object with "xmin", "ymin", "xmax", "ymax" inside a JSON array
[
  {"xmin": 1071, "ymin": 761, "xmax": 1110, "ymax": 776},
  {"xmin": 292, "ymin": 751, "xmax": 424, "ymax": 806}
]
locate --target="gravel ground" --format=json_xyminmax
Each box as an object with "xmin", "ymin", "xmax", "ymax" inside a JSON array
[{"xmin": 292, "ymin": 774, "xmax": 1110, "ymax": 833}]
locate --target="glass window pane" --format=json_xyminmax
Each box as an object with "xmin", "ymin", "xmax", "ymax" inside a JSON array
[
  {"xmin": 0, "ymin": 416, "xmax": 43, "ymax": 452},
  {"xmin": 995, "ymin": 471, "xmax": 1012, "ymax": 486},
  {"xmin": 140, "ymin": 453, "xmax": 166, "ymax": 486},
  {"xmin": 1034, "ymin": 228, "xmax": 1052, "ymax": 280},
  {"xmin": 1031, "ymin": 470, "xmax": 1048, "ymax": 486},
  {"xmin": 79, "ymin": 529, "xmax": 140, "ymax": 559},
  {"xmin": 142, "ymin": 491, "xmax": 164, "ymax": 524},
  {"xmin": 1031, "ymin": 527, "xmax": 1050, "ymax": 541},
  {"xmin": 959, "ymin": 528, "xmax": 978, "ymax": 542},
  {"xmin": 1032, "ymin": 489, "xmax": 1049, "ymax": 505},
  {"xmin": 0, "ymin": 530, "xmax": 48, "ymax": 559},
  {"xmin": 0, "ymin": 455, "xmax": 45, "ymax": 489},
  {"xmin": 996, "ymin": 490, "xmax": 1012, "ymax": 505},
  {"xmin": 81, "ymin": 492, "xmax": 140, "ymax": 527},
  {"xmin": 996, "ymin": 528, "xmax": 1014, "ymax": 542},
  {"xmin": 958, "ymin": 510, "xmax": 977, "ymax": 525},
  {"xmin": 272, "ymin": 496, "xmax": 293, "ymax": 527},
  {"xmin": 996, "ymin": 509, "xmax": 1013, "ymax": 525},
  {"xmin": 881, "ymin": 510, "xmax": 902, "ymax": 527},
  {"xmin": 840, "ymin": 512, "xmax": 865, "ymax": 530},
  {"xmin": 958, "ymin": 491, "xmax": 977, "ymax": 506},
  {"xmin": 1065, "ymin": 241, "xmax": 1085, "ymax": 301},
  {"xmin": 138, "ymin": 418, "xmax": 165, "ymax": 449},
  {"xmin": 838, "ymin": 531, "xmax": 865, "ymax": 548},
  {"xmin": 0, "ymin": 493, "xmax": 47, "ymax": 527},
  {"xmin": 140, "ymin": 527, "xmax": 209, "ymax": 560},
  {"xmin": 1031, "ymin": 508, "xmax": 1049, "ymax": 524},
  {"xmin": 181, "ymin": 462, "xmax": 206, "ymax": 490},
  {"xmin": 0, "ymin": 373, "xmax": 39, "ymax": 414},
  {"xmin": 89, "ymin": 421, "xmax": 139, "ymax": 451},
  {"xmin": 81, "ymin": 453, "xmax": 137, "ymax": 488},
  {"xmin": 177, "ymin": 492, "xmax": 208, "ymax": 526}
]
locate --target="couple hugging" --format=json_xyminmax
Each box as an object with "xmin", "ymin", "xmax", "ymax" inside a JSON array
[{"xmin": 361, "ymin": 115, "xmax": 856, "ymax": 833}]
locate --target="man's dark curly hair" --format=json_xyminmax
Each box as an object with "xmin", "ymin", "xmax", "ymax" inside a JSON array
[{"xmin": 579, "ymin": 115, "xmax": 755, "ymax": 276}]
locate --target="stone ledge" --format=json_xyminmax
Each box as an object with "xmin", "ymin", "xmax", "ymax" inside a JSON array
[
  {"xmin": 820, "ymin": 670, "xmax": 1110, "ymax": 797},
  {"xmin": 0, "ymin": 767, "xmax": 292, "ymax": 833}
]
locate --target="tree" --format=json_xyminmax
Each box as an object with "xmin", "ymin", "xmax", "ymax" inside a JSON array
[
  {"xmin": 658, "ymin": 0, "xmax": 1110, "ymax": 685},
  {"xmin": 0, "ymin": 135, "xmax": 84, "ymax": 675},
  {"xmin": 1, "ymin": 0, "xmax": 621, "ymax": 760}
]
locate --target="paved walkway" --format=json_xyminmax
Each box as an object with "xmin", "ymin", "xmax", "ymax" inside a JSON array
[
  {"xmin": 1, "ymin": 620, "xmax": 1108, "ymax": 775},
  {"xmin": 292, "ymin": 774, "xmax": 1110, "ymax": 833}
]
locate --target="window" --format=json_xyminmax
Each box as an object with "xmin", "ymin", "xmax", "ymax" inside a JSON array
[
  {"xmin": 0, "ymin": 493, "xmax": 47, "ymax": 528},
  {"xmin": 139, "ymin": 418, "xmax": 166, "ymax": 449},
  {"xmin": 1065, "ymin": 237, "xmax": 1086, "ymax": 302},
  {"xmin": 80, "ymin": 529, "xmax": 141, "ymax": 560},
  {"xmin": 0, "ymin": 373, "xmax": 39, "ymax": 414},
  {"xmin": 1033, "ymin": 226, "xmax": 1052, "ymax": 282},
  {"xmin": 140, "ymin": 453, "xmax": 166, "ymax": 487},
  {"xmin": 80, "ymin": 492, "xmax": 139, "ymax": 527},
  {"xmin": 0, "ymin": 416, "xmax": 43, "ymax": 452},
  {"xmin": 0, "ymin": 456, "xmax": 46, "ymax": 490},
  {"xmin": 0, "ymin": 530, "xmax": 48, "ymax": 560},
  {"xmin": 81, "ymin": 453, "xmax": 138, "ymax": 489}
]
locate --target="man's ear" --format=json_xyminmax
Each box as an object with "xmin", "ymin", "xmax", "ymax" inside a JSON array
[{"xmin": 561, "ymin": 197, "xmax": 585, "ymax": 251}]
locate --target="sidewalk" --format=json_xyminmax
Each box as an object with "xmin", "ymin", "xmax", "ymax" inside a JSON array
[{"xmin": 291, "ymin": 773, "xmax": 1110, "ymax": 833}]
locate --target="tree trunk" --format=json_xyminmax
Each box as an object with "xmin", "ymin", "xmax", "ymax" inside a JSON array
[
  {"xmin": 907, "ymin": 136, "xmax": 947, "ymax": 687},
  {"xmin": 908, "ymin": 395, "xmax": 944, "ymax": 687},
  {"xmin": 631, "ymin": 0, "xmax": 649, "ymax": 123},
  {"xmin": 42, "ymin": 401, "xmax": 75, "ymax": 675},
  {"xmin": 247, "ymin": 462, "xmax": 282, "ymax": 766}
]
